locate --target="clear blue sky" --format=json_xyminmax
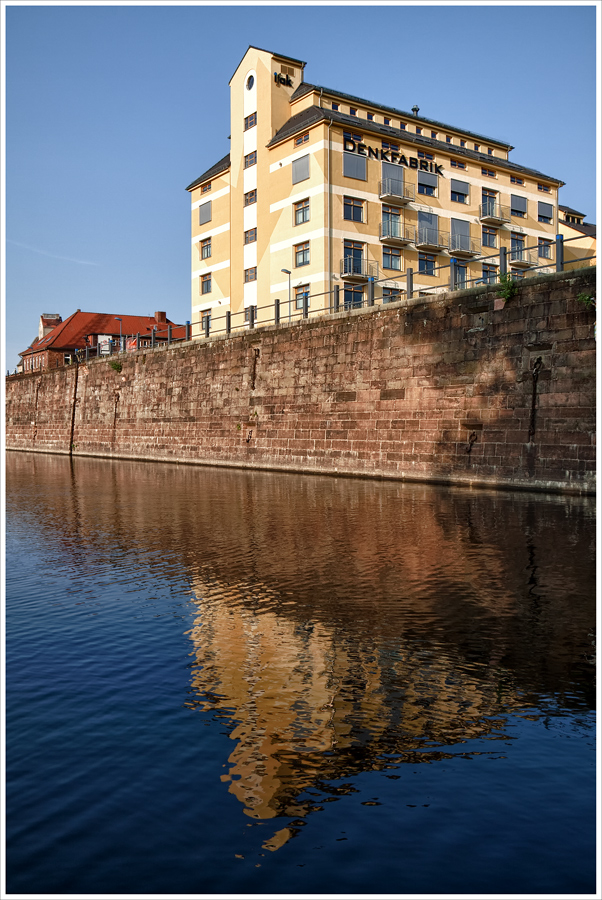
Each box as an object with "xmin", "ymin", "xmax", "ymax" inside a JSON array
[{"xmin": 4, "ymin": 3, "xmax": 598, "ymax": 369}]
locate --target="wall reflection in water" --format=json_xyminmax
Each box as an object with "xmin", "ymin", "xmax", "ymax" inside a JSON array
[{"xmin": 7, "ymin": 452, "xmax": 595, "ymax": 853}]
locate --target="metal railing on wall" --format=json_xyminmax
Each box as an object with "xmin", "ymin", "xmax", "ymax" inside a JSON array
[{"xmin": 7, "ymin": 234, "xmax": 595, "ymax": 376}]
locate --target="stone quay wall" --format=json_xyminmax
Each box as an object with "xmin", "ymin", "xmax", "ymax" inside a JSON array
[{"xmin": 6, "ymin": 268, "xmax": 596, "ymax": 494}]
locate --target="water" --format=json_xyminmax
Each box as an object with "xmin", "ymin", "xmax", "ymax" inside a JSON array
[{"xmin": 5, "ymin": 452, "xmax": 596, "ymax": 895}]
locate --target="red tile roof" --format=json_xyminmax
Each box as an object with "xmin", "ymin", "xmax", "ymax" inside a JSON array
[{"xmin": 20, "ymin": 310, "xmax": 177, "ymax": 357}]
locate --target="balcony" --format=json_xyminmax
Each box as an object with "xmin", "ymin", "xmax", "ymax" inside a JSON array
[
  {"xmin": 479, "ymin": 202, "xmax": 511, "ymax": 224},
  {"xmin": 379, "ymin": 178, "xmax": 415, "ymax": 205},
  {"xmin": 449, "ymin": 234, "xmax": 481, "ymax": 257},
  {"xmin": 340, "ymin": 257, "xmax": 379, "ymax": 282},
  {"xmin": 415, "ymin": 227, "xmax": 450, "ymax": 251},
  {"xmin": 509, "ymin": 248, "xmax": 538, "ymax": 269},
  {"xmin": 379, "ymin": 221, "xmax": 415, "ymax": 245}
]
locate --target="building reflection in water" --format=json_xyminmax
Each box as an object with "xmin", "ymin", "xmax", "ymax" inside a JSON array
[{"xmin": 7, "ymin": 452, "xmax": 595, "ymax": 853}]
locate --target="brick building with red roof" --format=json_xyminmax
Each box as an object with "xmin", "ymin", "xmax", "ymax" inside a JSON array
[{"xmin": 19, "ymin": 310, "xmax": 181, "ymax": 373}]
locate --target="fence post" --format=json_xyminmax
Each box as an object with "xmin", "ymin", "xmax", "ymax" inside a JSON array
[
  {"xmin": 204, "ymin": 315, "xmax": 210, "ymax": 338},
  {"xmin": 274, "ymin": 297, "xmax": 280, "ymax": 325},
  {"xmin": 85, "ymin": 346, "xmax": 89, "ymax": 361},
  {"xmin": 450, "ymin": 259, "xmax": 456, "ymax": 292},
  {"xmin": 136, "ymin": 332, "xmax": 140, "ymax": 350},
  {"xmin": 555, "ymin": 234, "xmax": 564, "ymax": 272},
  {"xmin": 367, "ymin": 279, "xmax": 375, "ymax": 306},
  {"xmin": 303, "ymin": 293, "xmax": 309, "ymax": 318},
  {"xmin": 249, "ymin": 306, "xmax": 255, "ymax": 329},
  {"xmin": 108, "ymin": 340, "xmax": 113, "ymax": 356},
  {"xmin": 334, "ymin": 284, "xmax": 340, "ymax": 312},
  {"xmin": 406, "ymin": 267, "xmax": 413, "ymax": 300},
  {"xmin": 226, "ymin": 310, "xmax": 231, "ymax": 335},
  {"xmin": 185, "ymin": 321, "xmax": 191, "ymax": 341},
  {"xmin": 168, "ymin": 324, "xmax": 172, "ymax": 345},
  {"xmin": 151, "ymin": 329, "xmax": 155, "ymax": 349},
  {"xmin": 499, "ymin": 246, "xmax": 507, "ymax": 276}
]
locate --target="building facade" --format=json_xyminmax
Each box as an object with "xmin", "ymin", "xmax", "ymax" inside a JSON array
[
  {"xmin": 558, "ymin": 205, "xmax": 596, "ymax": 271},
  {"xmin": 186, "ymin": 46, "xmax": 565, "ymax": 337}
]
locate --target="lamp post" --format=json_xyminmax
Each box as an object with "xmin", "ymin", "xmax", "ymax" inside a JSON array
[
  {"xmin": 281, "ymin": 269, "xmax": 291, "ymax": 322},
  {"xmin": 115, "ymin": 317, "xmax": 123, "ymax": 352}
]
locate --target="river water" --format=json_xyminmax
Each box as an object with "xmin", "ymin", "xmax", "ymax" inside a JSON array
[{"xmin": 5, "ymin": 452, "xmax": 596, "ymax": 895}]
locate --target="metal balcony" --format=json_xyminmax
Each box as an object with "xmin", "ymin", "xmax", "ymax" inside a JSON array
[
  {"xmin": 379, "ymin": 221, "xmax": 415, "ymax": 245},
  {"xmin": 340, "ymin": 257, "xmax": 379, "ymax": 281},
  {"xmin": 379, "ymin": 178, "xmax": 415, "ymax": 205},
  {"xmin": 509, "ymin": 248, "xmax": 538, "ymax": 269},
  {"xmin": 415, "ymin": 228, "xmax": 450, "ymax": 251},
  {"xmin": 479, "ymin": 202, "xmax": 511, "ymax": 224},
  {"xmin": 449, "ymin": 234, "xmax": 481, "ymax": 257}
]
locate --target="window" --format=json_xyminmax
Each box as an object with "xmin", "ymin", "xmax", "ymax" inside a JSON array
[
  {"xmin": 332, "ymin": 102, "xmax": 339, "ymax": 111},
  {"xmin": 294, "ymin": 284, "xmax": 310, "ymax": 309},
  {"xmin": 343, "ymin": 240, "xmax": 365, "ymax": 276},
  {"xmin": 292, "ymin": 154, "xmax": 310, "ymax": 184},
  {"xmin": 417, "ymin": 150, "xmax": 433, "ymax": 160},
  {"xmin": 383, "ymin": 245, "xmax": 402, "ymax": 270},
  {"xmin": 295, "ymin": 241, "xmax": 310, "ymax": 267},
  {"xmin": 481, "ymin": 167, "xmax": 496, "ymax": 177},
  {"xmin": 349, "ymin": 107, "xmax": 357, "ymax": 116},
  {"xmin": 488, "ymin": 148, "xmax": 494, "ymax": 156},
  {"xmin": 199, "ymin": 201, "xmax": 212, "ymax": 225},
  {"xmin": 201, "ymin": 237, "xmax": 211, "ymax": 259},
  {"xmin": 384, "ymin": 117, "xmax": 390, "ymax": 125},
  {"xmin": 244, "ymin": 305, "xmax": 257, "ymax": 322},
  {"xmin": 201, "ymin": 182, "xmax": 211, "ymax": 193},
  {"xmin": 244, "ymin": 228, "xmax": 257, "ymax": 244},
  {"xmin": 431, "ymin": 131, "xmax": 437, "ymax": 139},
  {"xmin": 244, "ymin": 112, "xmax": 257, "ymax": 130},
  {"xmin": 367, "ymin": 112, "xmax": 374, "ymax": 121},
  {"xmin": 511, "ymin": 232, "xmax": 525, "ymax": 261},
  {"xmin": 344, "ymin": 285, "xmax": 363, "ymax": 309},
  {"xmin": 451, "ymin": 179, "xmax": 469, "ymax": 203},
  {"xmin": 419, "ymin": 253, "xmax": 436, "ymax": 276},
  {"xmin": 201, "ymin": 311, "xmax": 211, "ymax": 330},
  {"xmin": 383, "ymin": 287, "xmax": 402, "ymax": 304},
  {"xmin": 482, "ymin": 264, "xmax": 497, "ymax": 284},
  {"xmin": 451, "ymin": 218, "xmax": 471, "ymax": 253},
  {"xmin": 201, "ymin": 274, "xmax": 211, "ymax": 294},
  {"xmin": 382, "ymin": 205, "xmax": 400, "ymax": 238},
  {"xmin": 418, "ymin": 211, "xmax": 438, "ymax": 245},
  {"xmin": 460, "ymin": 140, "xmax": 466, "ymax": 148},
  {"xmin": 538, "ymin": 201, "xmax": 553, "ymax": 223},
  {"xmin": 455, "ymin": 262, "xmax": 468, "ymax": 288},
  {"xmin": 538, "ymin": 183, "xmax": 551, "ymax": 192},
  {"xmin": 343, "ymin": 151, "xmax": 366, "ymax": 181},
  {"xmin": 244, "ymin": 267, "xmax": 257, "ymax": 282},
  {"xmin": 344, "ymin": 196, "xmax": 364, "ymax": 222},
  {"xmin": 510, "ymin": 176, "xmax": 524, "ymax": 185},
  {"xmin": 450, "ymin": 159, "xmax": 466, "ymax": 169},
  {"xmin": 511, "ymin": 194, "xmax": 527, "ymax": 217},
  {"xmin": 295, "ymin": 133, "xmax": 309, "ymax": 146},
  {"xmin": 246, "ymin": 75, "xmax": 254, "ymax": 90},
  {"xmin": 474, "ymin": 144, "xmax": 480, "ymax": 152},
  {"xmin": 244, "ymin": 151, "xmax": 257, "ymax": 169},
  {"xmin": 244, "ymin": 189, "xmax": 257, "ymax": 206},
  {"xmin": 418, "ymin": 171, "xmax": 438, "ymax": 197},
  {"xmin": 400, "ymin": 122, "xmax": 406, "ymax": 130},
  {"xmin": 538, "ymin": 238, "xmax": 552, "ymax": 259},
  {"xmin": 482, "ymin": 226, "xmax": 497, "ymax": 247},
  {"xmin": 382, "ymin": 140, "xmax": 399, "ymax": 151},
  {"xmin": 416, "ymin": 126, "xmax": 422, "ymax": 135},
  {"xmin": 446, "ymin": 136, "xmax": 452, "ymax": 143},
  {"xmin": 294, "ymin": 198, "xmax": 309, "ymax": 225}
]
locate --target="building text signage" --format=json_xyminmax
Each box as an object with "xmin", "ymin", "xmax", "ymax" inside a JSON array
[
  {"xmin": 344, "ymin": 139, "xmax": 444, "ymax": 175},
  {"xmin": 274, "ymin": 72, "xmax": 293, "ymax": 87}
]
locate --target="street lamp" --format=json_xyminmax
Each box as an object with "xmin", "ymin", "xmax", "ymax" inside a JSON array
[
  {"xmin": 115, "ymin": 317, "xmax": 123, "ymax": 352},
  {"xmin": 281, "ymin": 269, "xmax": 291, "ymax": 322}
]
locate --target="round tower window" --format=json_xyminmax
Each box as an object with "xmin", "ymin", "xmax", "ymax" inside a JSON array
[{"xmin": 246, "ymin": 75, "xmax": 254, "ymax": 90}]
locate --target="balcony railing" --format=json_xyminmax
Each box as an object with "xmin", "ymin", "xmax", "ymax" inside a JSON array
[
  {"xmin": 378, "ymin": 179, "xmax": 415, "ymax": 204},
  {"xmin": 415, "ymin": 228, "xmax": 450, "ymax": 251},
  {"xmin": 379, "ymin": 221, "xmax": 416, "ymax": 244},
  {"xmin": 340, "ymin": 257, "xmax": 379, "ymax": 280},
  {"xmin": 509, "ymin": 248, "xmax": 538, "ymax": 268},
  {"xmin": 449, "ymin": 234, "xmax": 481, "ymax": 257},
  {"xmin": 479, "ymin": 202, "xmax": 511, "ymax": 224}
]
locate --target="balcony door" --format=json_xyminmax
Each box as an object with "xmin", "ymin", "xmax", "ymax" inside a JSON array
[
  {"xmin": 482, "ymin": 188, "xmax": 497, "ymax": 217},
  {"xmin": 382, "ymin": 162, "xmax": 403, "ymax": 196},
  {"xmin": 418, "ymin": 211, "xmax": 438, "ymax": 245},
  {"xmin": 451, "ymin": 218, "xmax": 470, "ymax": 252},
  {"xmin": 343, "ymin": 240, "xmax": 364, "ymax": 276},
  {"xmin": 382, "ymin": 204, "xmax": 401, "ymax": 238}
]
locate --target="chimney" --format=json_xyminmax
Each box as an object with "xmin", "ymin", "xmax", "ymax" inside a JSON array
[
  {"xmin": 411, "ymin": 104, "xmax": 419, "ymax": 116},
  {"xmin": 155, "ymin": 311, "xmax": 167, "ymax": 324},
  {"xmin": 39, "ymin": 313, "xmax": 62, "ymax": 340}
]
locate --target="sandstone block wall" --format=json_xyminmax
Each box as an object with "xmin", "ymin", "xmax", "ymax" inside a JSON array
[{"xmin": 6, "ymin": 268, "xmax": 596, "ymax": 493}]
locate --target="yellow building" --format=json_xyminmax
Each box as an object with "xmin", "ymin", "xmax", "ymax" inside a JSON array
[
  {"xmin": 558, "ymin": 205, "xmax": 596, "ymax": 270},
  {"xmin": 186, "ymin": 46, "xmax": 566, "ymax": 337}
]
